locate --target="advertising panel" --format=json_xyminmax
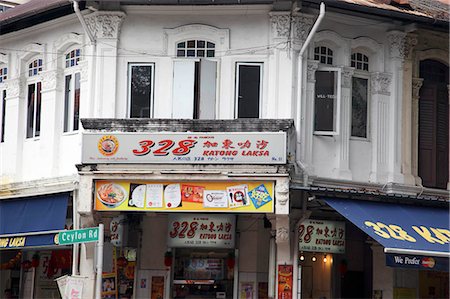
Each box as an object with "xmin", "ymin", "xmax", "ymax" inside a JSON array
[
  {"xmin": 82, "ymin": 132, "xmax": 286, "ymax": 164},
  {"xmin": 167, "ymin": 214, "xmax": 235, "ymax": 248},
  {"xmin": 95, "ymin": 180, "xmax": 274, "ymax": 213},
  {"xmin": 298, "ymin": 219, "xmax": 345, "ymax": 254},
  {"xmin": 277, "ymin": 265, "xmax": 293, "ymax": 299}
]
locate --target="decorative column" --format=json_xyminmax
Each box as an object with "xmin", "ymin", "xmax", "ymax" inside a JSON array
[
  {"xmin": 4, "ymin": 78, "xmax": 24, "ymax": 180},
  {"xmin": 85, "ymin": 11, "xmax": 125, "ymax": 118},
  {"xmin": 335, "ymin": 66, "xmax": 354, "ymax": 179},
  {"xmin": 386, "ymin": 31, "xmax": 417, "ymax": 183},
  {"xmin": 448, "ymin": 85, "xmax": 450, "ymax": 190},
  {"xmin": 302, "ymin": 60, "xmax": 319, "ymax": 174},
  {"xmin": 39, "ymin": 69, "xmax": 63, "ymax": 176},
  {"xmin": 411, "ymin": 78, "xmax": 423, "ymax": 185},
  {"xmin": 369, "ymin": 72, "xmax": 392, "ymax": 182}
]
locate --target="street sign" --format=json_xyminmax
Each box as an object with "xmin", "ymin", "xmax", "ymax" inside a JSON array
[{"xmin": 58, "ymin": 227, "xmax": 99, "ymax": 245}]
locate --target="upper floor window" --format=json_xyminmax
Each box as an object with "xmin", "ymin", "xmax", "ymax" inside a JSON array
[
  {"xmin": 63, "ymin": 48, "xmax": 82, "ymax": 132},
  {"xmin": 176, "ymin": 40, "xmax": 215, "ymax": 58},
  {"xmin": 128, "ymin": 63, "xmax": 154, "ymax": 118},
  {"xmin": 0, "ymin": 66, "xmax": 7, "ymax": 83},
  {"xmin": 314, "ymin": 46, "xmax": 333, "ymax": 65},
  {"xmin": 1, "ymin": 89, "xmax": 5, "ymax": 142},
  {"xmin": 314, "ymin": 68, "xmax": 341, "ymax": 135},
  {"xmin": 65, "ymin": 49, "xmax": 81, "ymax": 68},
  {"xmin": 351, "ymin": 52, "xmax": 369, "ymax": 71},
  {"xmin": 28, "ymin": 59, "xmax": 43, "ymax": 77}
]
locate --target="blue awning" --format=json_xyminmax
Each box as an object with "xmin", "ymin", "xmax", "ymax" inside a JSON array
[
  {"xmin": 0, "ymin": 193, "xmax": 69, "ymax": 249},
  {"xmin": 324, "ymin": 198, "xmax": 450, "ymax": 257}
]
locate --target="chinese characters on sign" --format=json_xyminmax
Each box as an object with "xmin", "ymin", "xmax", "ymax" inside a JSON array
[
  {"xmin": 277, "ymin": 265, "xmax": 293, "ymax": 299},
  {"xmin": 167, "ymin": 214, "xmax": 235, "ymax": 248},
  {"xmin": 298, "ymin": 220, "xmax": 345, "ymax": 254},
  {"xmin": 82, "ymin": 132, "xmax": 286, "ymax": 164}
]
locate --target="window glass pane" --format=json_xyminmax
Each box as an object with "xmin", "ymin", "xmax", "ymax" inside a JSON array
[
  {"xmin": 351, "ymin": 77, "xmax": 368, "ymax": 138},
  {"xmin": 187, "ymin": 40, "xmax": 195, "ymax": 48},
  {"xmin": 363, "ymin": 64, "xmax": 369, "ymax": 71},
  {"xmin": 207, "ymin": 42, "xmax": 215, "ymax": 48},
  {"xmin": 130, "ymin": 65, "xmax": 152, "ymax": 118},
  {"xmin": 237, "ymin": 64, "xmax": 261, "ymax": 118},
  {"xmin": 197, "ymin": 40, "xmax": 205, "ymax": 48},
  {"xmin": 187, "ymin": 50, "xmax": 196, "ymax": 57},
  {"xmin": 177, "ymin": 50, "xmax": 185, "ymax": 57},
  {"xmin": 351, "ymin": 61, "xmax": 355, "ymax": 68},
  {"xmin": 73, "ymin": 73, "xmax": 81, "ymax": 131},
  {"xmin": 197, "ymin": 50, "xmax": 205, "ymax": 57},
  {"xmin": 26, "ymin": 84, "xmax": 35, "ymax": 138},
  {"xmin": 35, "ymin": 82, "xmax": 41, "ymax": 137},
  {"xmin": 315, "ymin": 47, "xmax": 319, "ymax": 54},
  {"xmin": 314, "ymin": 71, "xmax": 336, "ymax": 132},
  {"xmin": 64, "ymin": 75, "xmax": 72, "ymax": 132},
  {"xmin": 363, "ymin": 55, "xmax": 368, "ymax": 62},
  {"xmin": 320, "ymin": 56, "xmax": 326, "ymax": 64},
  {"xmin": 327, "ymin": 57, "xmax": 333, "ymax": 65},
  {"xmin": 206, "ymin": 50, "xmax": 215, "ymax": 57},
  {"xmin": 1, "ymin": 90, "xmax": 6, "ymax": 142},
  {"xmin": 177, "ymin": 42, "xmax": 185, "ymax": 48}
]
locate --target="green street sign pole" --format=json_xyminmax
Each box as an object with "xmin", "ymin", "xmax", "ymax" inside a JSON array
[{"xmin": 96, "ymin": 224, "xmax": 104, "ymax": 299}]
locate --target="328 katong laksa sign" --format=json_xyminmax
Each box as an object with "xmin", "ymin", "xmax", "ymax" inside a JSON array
[{"xmin": 82, "ymin": 132, "xmax": 286, "ymax": 164}]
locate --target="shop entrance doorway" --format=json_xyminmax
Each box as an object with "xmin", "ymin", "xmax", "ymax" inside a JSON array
[{"xmin": 172, "ymin": 248, "xmax": 234, "ymax": 299}]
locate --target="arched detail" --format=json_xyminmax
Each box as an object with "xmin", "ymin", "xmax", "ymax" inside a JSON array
[
  {"xmin": 18, "ymin": 43, "xmax": 45, "ymax": 76},
  {"xmin": 54, "ymin": 32, "xmax": 84, "ymax": 53},
  {"xmin": 351, "ymin": 36, "xmax": 384, "ymax": 72},
  {"xmin": 163, "ymin": 24, "xmax": 229, "ymax": 56},
  {"xmin": 313, "ymin": 30, "xmax": 350, "ymax": 65},
  {"xmin": 417, "ymin": 49, "xmax": 449, "ymax": 66}
]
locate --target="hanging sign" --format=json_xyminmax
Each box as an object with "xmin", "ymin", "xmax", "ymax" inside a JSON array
[
  {"xmin": 298, "ymin": 219, "xmax": 345, "ymax": 254},
  {"xmin": 167, "ymin": 214, "xmax": 235, "ymax": 248},
  {"xmin": 95, "ymin": 180, "xmax": 274, "ymax": 213},
  {"xmin": 110, "ymin": 215, "xmax": 124, "ymax": 247},
  {"xmin": 82, "ymin": 132, "xmax": 286, "ymax": 164},
  {"xmin": 277, "ymin": 265, "xmax": 293, "ymax": 299}
]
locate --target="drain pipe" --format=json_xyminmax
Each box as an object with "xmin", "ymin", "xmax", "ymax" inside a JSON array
[
  {"xmin": 295, "ymin": 2, "xmax": 325, "ymax": 186},
  {"xmin": 73, "ymin": 0, "xmax": 95, "ymax": 44}
]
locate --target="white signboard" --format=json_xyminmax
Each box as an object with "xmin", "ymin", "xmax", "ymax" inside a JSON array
[
  {"xmin": 110, "ymin": 215, "xmax": 124, "ymax": 247},
  {"xmin": 298, "ymin": 219, "xmax": 345, "ymax": 254},
  {"xmin": 167, "ymin": 214, "xmax": 235, "ymax": 248},
  {"xmin": 82, "ymin": 132, "xmax": 286, "ymax": 164}
]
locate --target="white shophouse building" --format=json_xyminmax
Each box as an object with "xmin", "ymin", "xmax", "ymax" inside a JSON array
[{"xmin": 0, "ymin": 0, "xmax": 448, "ymax": 298}]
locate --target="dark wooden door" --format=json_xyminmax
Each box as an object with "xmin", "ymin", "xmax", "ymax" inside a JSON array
[{"xmin": 419, "ymin": 60, "xmax": 449, "ymax": 189}]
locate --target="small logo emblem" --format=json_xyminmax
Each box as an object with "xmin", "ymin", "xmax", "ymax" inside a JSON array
[{"xmin": 98, "ymin": 135, "xmax": 119, "ymax": 156}]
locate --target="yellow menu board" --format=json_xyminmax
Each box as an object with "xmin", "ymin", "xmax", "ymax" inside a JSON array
[{"xmin": 94, "ymin": 180, "xmax": 274, "ymax": 213}]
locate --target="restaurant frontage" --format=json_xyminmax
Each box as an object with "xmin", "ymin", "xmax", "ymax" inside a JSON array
[
  {"xmin": 75, "ymin": 119, "xmax": 295, "ymax": 299},
  {"xmin": 0, "ymin": 192, "xmax": 73, "ymax": 298}
]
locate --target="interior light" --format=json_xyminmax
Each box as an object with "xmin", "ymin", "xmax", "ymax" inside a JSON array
[
  {"xmin": 323, "ymin": 254, "xmax": 327, "ymax": 263},
  {"xmin": 311, "ymin": 255, "xmax": 317, "ymax": 262},
  {"xmin": 300, "ymin": 254, "xmax": 305, "ymax": 261}
]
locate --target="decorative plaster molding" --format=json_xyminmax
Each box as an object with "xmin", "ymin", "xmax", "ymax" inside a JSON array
[
  {"xmin": 370, "ymin": 72, "xmax": 392, "ymax": 95},
  {"xmin": 41, "ymin": 70, "xmax": 62, "ymax": 91},
  {"xmin": 341, "ymin": 67, "xmax": 354, "ymax": 89},
  {"xmin": 275, "ymin": 180, "xmax": 289, "ymax": 205},
  {"xmin": 387, "ymin": 31, "xmax": 417, "ymax": 60},
  {"xmin": 292, "ymin": 14, "xmax": 314, "ymax": 44},
  {"xmin": 269, "ymin": 13, "xmax": 291, "ymax": 39},
  {"xmin": 85, "ymin": 11, "xmax": 126, "ymax": 39},
  {"xmin": 412, "ymin": 78, "xmax": 424, "ymax": 98},
  {"xmin": 5, "ymin": 78, "xmax": 23, "ymax": 98},
  {"xmin": 78, "ymin": 60, "xmax": 89, "ymax": 82},
  {"xmin": 54, "ymin": 32, "xmax": 84, "ymax": 52},
  {"xmin": 351, "ymin": 36, "xmax": 382, "ymax": 54},
  {"xmin": 307, "ymin": 60, "xmax": 319, "ymax": 83},
  {"xmin": 0, "ymin": 53, "xmax": 8, "ymax": 64},
  {"xmin": 276, "ymin": 226, "xmax": 289, "ymax": 243}
]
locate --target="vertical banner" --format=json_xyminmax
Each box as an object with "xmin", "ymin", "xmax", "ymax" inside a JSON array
[
  {"xmin": 277, "ymin": 265, "xmax": 293, "ymax": 299},
  {"xmin": 150, "ymin": 276, "xmax": 165, "ymax": 299}
]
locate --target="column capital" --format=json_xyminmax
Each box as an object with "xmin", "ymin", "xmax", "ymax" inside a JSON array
[
  {"xmin": 370, "ymin": 72, "xmax": 392, "ymax": 96},
  {"xmin": 85, "ymin": 11, "xmax": 126, "ymax": 39},
  {"xmin": 307, "ymin": 60, "xmax": 319, "ymax": 83},
  {"xmin": 387, "ymin": 31, "xmax": 417, "ymax": 60},
  {"xmin": 341, "ymin": 66, "xmax": 355, "ymax": 89},
  {"xmin": 269, "ymin": 12, "xmax": 291, "ymax": 40},
  {"xmin": 412, "ymin": 77, "xmax": 424, "ymax": 99},
  {"xmin": 5, "ymin": 77, "xmax": 23, "ymax": 99},
  {"xmin": 292, "ymin": 13, "xmax": 314, "ymax": 50}
]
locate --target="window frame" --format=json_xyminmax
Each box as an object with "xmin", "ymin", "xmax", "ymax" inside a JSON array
[
  {"xmin": 127, "ymin": 62, "xmax": 155, "ymax": 118},
  {"xmin": 0, "ymin": 88, "xmax": 5, "ymax": 143},
  {"xmin": 25, "ymin": 57, "xmax": 43, "ymax": 139},
  {"xmin": 176, "ymin": 39, "xmax": 216, "ymax": 58},
  {"xmin": 234, "ymin": 62, "xmax": 264, "ymax": 119},
  {"xmin": 313, "ymin": 66, "xmax": 341, "ymax": 136},
  {"xmin": 63, "ymin": 47, "xmax": 82, "ymax": 134},
  {"xmin": 350, "ymin": 70, "xmax": 371, "ymax": 140}
]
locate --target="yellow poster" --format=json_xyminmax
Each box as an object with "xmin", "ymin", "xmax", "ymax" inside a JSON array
[{"xmin": 95, "ymin": 180, "xmax": 274, "ymax": 213}]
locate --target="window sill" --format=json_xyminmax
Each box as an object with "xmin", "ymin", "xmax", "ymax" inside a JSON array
[
  {"xmin": 350, "ymin": 136, "xmax": 370, "ymax": 142},
  {"xmin": 62, "ymin": 131, "xmax": 80, "ymax": 137}
]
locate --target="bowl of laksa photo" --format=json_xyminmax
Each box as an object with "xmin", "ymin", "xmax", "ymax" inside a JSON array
[{"xmin": 97, "ymin": 183, "xmax": 128, "ymax": 208}]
